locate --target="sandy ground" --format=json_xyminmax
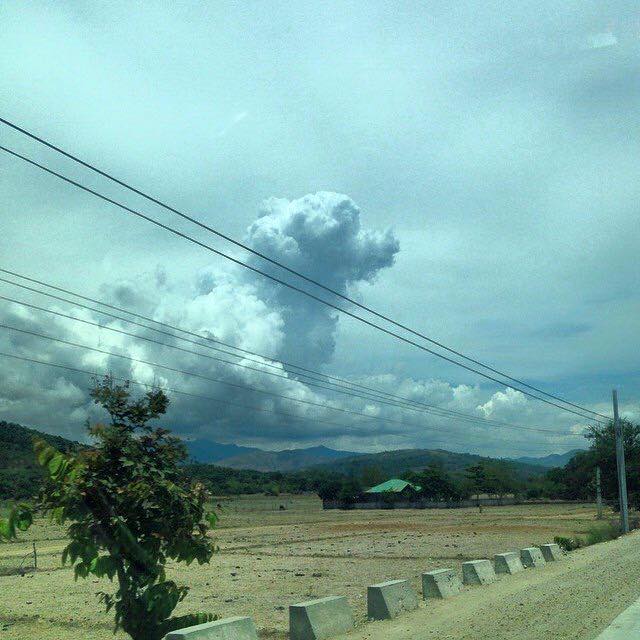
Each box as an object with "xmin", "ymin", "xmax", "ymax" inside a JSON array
[
  {"xmin": 0, "ymin": 498, "xmax": 633, "ymax": 640},
  {"xmin": 341, "ymin": 529, "xmax": 640, "ymax": 640}
]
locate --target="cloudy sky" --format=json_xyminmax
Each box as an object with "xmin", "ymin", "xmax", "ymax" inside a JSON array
[{"xmin": 1, "ymin": 1, "xmax": 639, "ymax": 457}]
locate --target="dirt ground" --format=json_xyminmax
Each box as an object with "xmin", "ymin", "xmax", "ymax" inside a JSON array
[
  {"xmin": 341, "ymin": 527, "xmax": 640, "ymax": 640},
  {"xmin": 0, "ymin": 497, "xmax": 631, "ymax": 640}
]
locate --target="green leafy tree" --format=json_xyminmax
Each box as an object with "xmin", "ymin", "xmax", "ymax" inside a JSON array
[
  {"xmin": 413, "ymin": 464, "xmax": 461, "ymax": 502},
  {"xmin": 585, "ymin": 419, "xmax": 640, "ymax": 510},
  {"xmin": 338, "ymin": 477, "xmax": 363, "ymax": 506},
  {"xmin": 547, "ymin": 419, "xmax": 640, "ymax": 509},
  {"xmin": 525, "ymin": 471, "xmax": 565, "ymax": 500},
  {"xmin": 546, "ymin": 449, "xmax": 597, "ymax": 501},
  {"xmin": 464, "ymin": 463, "xmax": 488, "ymax": 504},
  {"xmin": 483, "ymin": 462, "xmax": 520, "ymax": 499},
  {"xmin": 1, "ymin": 376, "xmax": 218, "ymax": 640},
  {"xmin": 316, "ymin": 478, "xmax": 343, "ymax": 501},
  {"xmin": 263, "ymin": 482, "xmax": 280, "ymax": 496},
  {"xmin": 360, "ymin": 465, "xmax": 385, "ymax": 489}
]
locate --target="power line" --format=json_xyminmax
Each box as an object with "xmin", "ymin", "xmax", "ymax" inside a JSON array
[
  {"xmin": 0, "ymin": 273, "xmax": 454, "ymax": 413},
  {"xmin": 14, "ymin": 291, "xmax": 557, "ymax": 434},
  {"xmin": 3, "ymin": 293, "xmax": 425, "ymax": 409},
  {"xmin": 0, "ymin": 116, "xmax": 609, "ymax": 421},
  {"xmin": 0, "ymin": 272, "xmax": 594, "ymax": 433},
  {"xmin": 0, "ymin": 143, "xmax": 608, "ymax": 422},
  {"xmin": 0, "ymin": 321, "xmax": 584, "ymax": 439},
  {"xmin": 3, "ymin": 291, "xmax": 585, "ymax": 436},
  {"xmin": 0, "ymin": 268, "xmax": 415, "ymax": 401},
  {"xmin": 0, "ymin": 351, "xmax": 584, "ymax": 452},
  {"xmin": 0, "ymin": 268, "xmax": 458, "ymax": 411},
  {"xmin": 0, "ymin": 352, "xmax": 375, "ymax": 440}
]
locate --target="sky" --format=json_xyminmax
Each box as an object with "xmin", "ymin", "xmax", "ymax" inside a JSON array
[{"xmin": 0, "ymin": 1, "xmax": 639, "ymax": 457}]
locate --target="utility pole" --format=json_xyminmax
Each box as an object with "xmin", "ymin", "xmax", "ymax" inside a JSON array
[
  {"xmin": 596, "ymin": 466, "xmax": 603, "ymax": 520},
  {"xmin": 613, "ymin": 389, "xmax": 630, "ymax": 534}
]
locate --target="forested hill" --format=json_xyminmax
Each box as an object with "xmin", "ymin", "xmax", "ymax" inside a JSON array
[
  {"xmin": 310, "ymin": 448, "xmax": 549, "ymax": 481},
  {"xmin": 213, "ymin": 445, "xmax": 358, "ymax": 472},
  {"xmin": 1, "ymin": 421, "xmax": 573, "ymax": 500},
  {"xmin": 0, "ymin": 421, "xmax": 337, "ymax": 499},
  {"xmin": 0, "ymin": 421, "xmax": 81, "ymax": 459},
  {"xmin": 0, "ymin": 421, "xmax": 82, "ymax": 500}
]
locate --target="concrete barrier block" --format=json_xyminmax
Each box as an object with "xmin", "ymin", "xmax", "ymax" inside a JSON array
[
  {"xmin": 367, "ymin": 579, "xmax": 419, "ymax": 620},
  {"xmin": 165, "ymin": 616, "xmax": 258, "ymax": 640},
  {"xmin": 422, "ymin": 568, "xmax": 463, "ymax": 599},
  {"xmin": 494, "ymin": 552, "xmax": 524, "ymax": 575},
  {"xmin": 539, "ymin": 543, "xmax": 563, "ymax": 562},
  {"xmin": 520, "ymin": 547, "xmax": 546, "ymax": 568},
  {"xmin": 462, "ymin": 560, "xmax": 496, "ymax": 585},
  {"xmin": 289, "ymin": 596, "xmax": 355, "ymax": 640}
]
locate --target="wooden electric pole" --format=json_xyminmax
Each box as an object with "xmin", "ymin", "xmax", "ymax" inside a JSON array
[{"xmin": 613, "ymin": 389, "xmax": 630, "ymax": 534}]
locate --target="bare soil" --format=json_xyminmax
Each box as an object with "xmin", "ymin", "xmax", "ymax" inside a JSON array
[
  {"xmin": 0, "ymin": 498, "xmax": 631, "ymax": 640},
  {"xmin": 341, "ymin": 528, "xmax": 640, "ymax": 640}
]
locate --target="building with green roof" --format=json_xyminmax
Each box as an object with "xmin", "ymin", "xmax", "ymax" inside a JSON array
[{"xmin": 364, "ymin": 478, "xmax": 422, "ymax": 494}]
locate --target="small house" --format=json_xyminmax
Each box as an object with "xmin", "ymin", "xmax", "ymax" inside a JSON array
[{"xmin": 364, "ymin": 478, "xmax": 422, "ymax": 498}]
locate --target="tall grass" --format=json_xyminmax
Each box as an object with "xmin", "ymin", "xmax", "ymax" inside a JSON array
[
  {"xmin": 584, "ymin": 521, "xmax": 620, "ymax": 545},
  {"xmin": 555, "ymin": 520, "xmax": 620, "ymax": 552}
]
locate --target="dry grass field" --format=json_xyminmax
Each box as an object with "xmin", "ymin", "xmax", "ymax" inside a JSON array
[{"xmin": 0, "ymin": 497, "xmax": 606, "ymax": 639}]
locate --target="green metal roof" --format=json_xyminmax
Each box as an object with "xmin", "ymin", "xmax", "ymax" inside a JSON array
[{"xmin": 365, "ymin": 479, "xmax": 422, "ymax": 494}]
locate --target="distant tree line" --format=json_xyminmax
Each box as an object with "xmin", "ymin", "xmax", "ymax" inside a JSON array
[
  {"xmin": 314, "ymin": 459, "xmax": 528, "ymax": 505},
  {"xmin": 184, "ymin": 464, "xmax": 342, "ymax": 498},
  {"xmin": 3, "ymin": 453, "xmax": 525, "ymax": 503},
  {"xmin": 537, "ymin": 419, "xmax": 640, "ymax": 510},
  {"xmin": 4, "ymin": 418, "xmax": 639, "ymax": 511},
  {"xmin": 312, "ymin": 419, "xmax": 640, "ymax": 509}
]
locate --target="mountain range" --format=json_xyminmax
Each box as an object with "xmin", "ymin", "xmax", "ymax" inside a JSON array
[
  {"xmin": 512, "ymin": 450, "xmax": 583, "ymax": 468},
  {"xmin": 185, "ymin": 439, "xmax": 357, "ymax": 471},
  {"xmin": 307, "ymin": 447, "xmax": 551, "ymax": 480},
  {"xmin": 186, "ymin": 438, "xmax": 582, "ymax": 476},
  {"xmin": 1, "ymin": 421, "xmax": 581, "ymax": 489}
]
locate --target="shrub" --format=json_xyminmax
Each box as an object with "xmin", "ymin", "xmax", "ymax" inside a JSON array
[
  {"xmin": 554, "ymin": 535, "xmax": 583, "ymax": 552},
  {"xmin": 338, "ymin": 478, "xmax": 363, "ymax": 506},
  {"xmin": 584, "ymin": 522, "xmax": 619, "ymax": 546},
  {"xmin": 263, "ymin": 483, "xmax": 280, "ymax": 496},
  {"xmin": 554, "ymin": 520, "xmax": 620, "ymax": 552}
]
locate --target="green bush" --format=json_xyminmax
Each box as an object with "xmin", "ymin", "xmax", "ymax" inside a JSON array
[
  {"xmin": 554, "ymin": 535, "xmax": 583, "ymax": 552},
  {"xmin": 584, "ymin": 522, "xmax": 619, "ymax": 546},
  {"xmin": 555, "ymin": 520, "xmax": 620, "ymax": 552},
  {"xmin": 263, "ymin": 483, "xmax": 280, "ymax": 496}
]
